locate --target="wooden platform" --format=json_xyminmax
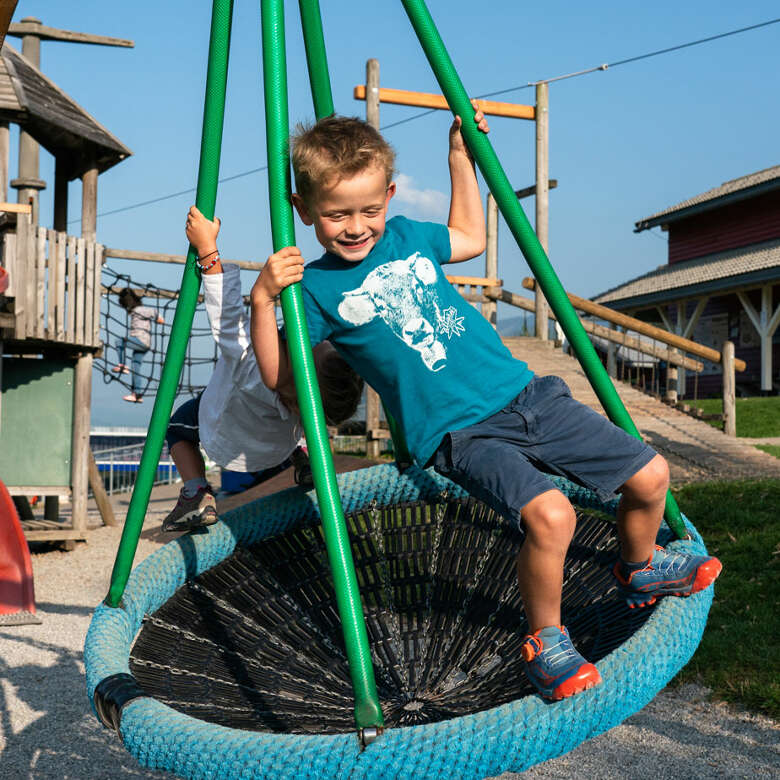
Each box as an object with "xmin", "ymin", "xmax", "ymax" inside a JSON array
[{"xmin": 503, "ymin": 337, "xmax": 780, "ymax": 484}]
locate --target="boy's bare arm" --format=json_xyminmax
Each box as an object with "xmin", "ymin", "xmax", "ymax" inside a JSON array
[
  {"xmin": 185, "ymin": 206, "xmax": 223, "ymax": 275},
  {"xmin": 250, "ymin": 246, "xmax": 304, "ymax": 390},
  {"xmin": 447, "ymin": 105, "xmax": 489, "ymax": 263}
]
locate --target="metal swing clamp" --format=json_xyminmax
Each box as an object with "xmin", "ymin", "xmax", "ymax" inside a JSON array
[{"xmin": 359, "ymin": 726, "xmax": 384, "ymax": 748}]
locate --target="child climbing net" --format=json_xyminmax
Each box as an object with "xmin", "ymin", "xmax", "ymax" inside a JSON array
[{"xmin": 96, "ymin": 265, "xmax": 225, "ymax": 401}]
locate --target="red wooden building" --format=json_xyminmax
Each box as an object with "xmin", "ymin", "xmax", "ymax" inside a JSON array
[{"xmin": 594, "ymin": 166, "xmax": 780, "ymax": 397}]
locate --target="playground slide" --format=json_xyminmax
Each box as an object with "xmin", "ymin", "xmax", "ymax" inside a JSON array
[{"xmin": 0, "ymin": 478, "xmax": 41, "ymax": 625}]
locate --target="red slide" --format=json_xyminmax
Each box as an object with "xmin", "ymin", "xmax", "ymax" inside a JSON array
[{"xmin": 0, "ymin": 478, "xmax": 41, "ymax": 625}]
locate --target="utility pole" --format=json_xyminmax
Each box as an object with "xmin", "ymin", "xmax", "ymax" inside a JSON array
[
  {"xmin": 364, "ymin": 58, "xmax": 382, "ymax": 459},
  {"xmin": 6, "ymin": 17, "xmax": 133, "ymax": 228},
  {"xmin": 534, "ymin": 82, "xmax": 550, "ymax": 341}
]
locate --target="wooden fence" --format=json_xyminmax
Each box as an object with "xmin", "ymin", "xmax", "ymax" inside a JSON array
[{"xmin": 2, "ymin": 213, "xmax": 103, "ymax": 348}]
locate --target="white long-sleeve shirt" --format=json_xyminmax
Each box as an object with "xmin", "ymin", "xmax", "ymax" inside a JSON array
[{"xmin": 198, "ymin": 263, "xmax": 301, "ymax": 472}]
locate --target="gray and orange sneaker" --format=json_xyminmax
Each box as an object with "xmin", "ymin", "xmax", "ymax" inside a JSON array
[
  {"xmin": 521, "ymin": 625, "xmax": 602, "ymax": 700},
  {"xmin": 162, "ymin": 485, "xmax": 218, "ymax": 532},
  {"xmin": 613, "ymin": 545, "xmax": 722, "ymax": 609}
]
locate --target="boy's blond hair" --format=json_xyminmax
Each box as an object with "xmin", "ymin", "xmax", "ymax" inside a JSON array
[{"xmin": 291, "ymin": 115, "xmax": 396, "ymax": 203}]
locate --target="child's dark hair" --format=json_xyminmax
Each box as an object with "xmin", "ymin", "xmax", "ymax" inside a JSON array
[
  {"xmin": 118, "ymin": 287, "xmax": 142, "ymax": 311},
  {"xmin": 290, "ymin": 115, "xmax": 396, "ymax": 204},
  {"xmin": 318, "ymin": 349, "xmax": 365, "ymax": 427}
]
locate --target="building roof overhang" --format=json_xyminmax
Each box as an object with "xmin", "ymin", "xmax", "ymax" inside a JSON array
[
  {"xmin": 634, "ymin": 166, "xmax": 780, "ymax": 233},
  {"xmin": 593, "ymin": 238, "xmax": 780, "ymax": 311},
  {"xmin": 0, "ymin": 42, "xmax": 131, "ymax": 179}
]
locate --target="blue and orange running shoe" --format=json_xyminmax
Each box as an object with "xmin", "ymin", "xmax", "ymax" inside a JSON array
[
  {"xmin": 613, "ymin": 545, "xmax": 722, "ymax": 609},
  {"xmin": 520, "ymin": 625, "xmax": 602, "ymax": 701}
]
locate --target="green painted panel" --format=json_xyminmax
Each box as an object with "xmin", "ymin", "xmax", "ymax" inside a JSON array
[{"xmin": 0, "ymin": 358, "xmax": 74, "ymax": 487}]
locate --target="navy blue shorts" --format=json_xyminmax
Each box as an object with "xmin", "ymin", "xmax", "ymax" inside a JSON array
[
  {"xmin": 166, "ymin": 395, "xmax": 201, "ymax": 449},
  {"xmin": 432, "ymin": 375, "xmax": 656, "ymax": 529}
]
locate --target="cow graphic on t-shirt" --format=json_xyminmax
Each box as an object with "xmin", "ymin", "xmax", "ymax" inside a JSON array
[{"xmin": 338, "ymin": 252, "xmax": 464, "ymax": 372}]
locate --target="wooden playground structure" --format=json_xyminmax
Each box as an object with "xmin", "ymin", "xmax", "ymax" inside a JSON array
[{"xmin": 0, "ymin": 12, "xmax": 131, "ymax": 544}]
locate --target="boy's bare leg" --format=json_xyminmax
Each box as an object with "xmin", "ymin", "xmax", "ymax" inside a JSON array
[
  {"xmin": 169, "ymin": 441, "xmax": 207, "ymax": 483},
  {"xmin": 616, "ymin": 454, "xmax": 669, "ymax": 562},
  {"xmin": 517, "ymin": 489, "xmax": 577, "ymax": 631}
]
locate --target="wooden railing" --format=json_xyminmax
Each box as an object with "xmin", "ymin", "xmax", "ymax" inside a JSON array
[
  {"xmin": 1, "ymin": 213, "xmax": 103, "ymax": 348},
  {"xmin": 519, "ymin": 277, "xmax": 746, "ymax": 372},
  {"xmin": 445, "ymin": 273, "xmax": 741, "ymax": 436}
]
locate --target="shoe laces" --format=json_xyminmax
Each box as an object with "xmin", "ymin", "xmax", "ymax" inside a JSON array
[
  {"xmin": 651, "ymin": 546, "xmax": 689, "ymax": 575},
  {"xmin": 523, "ymin": 627, "xmax": 576, "ymax": 671}
]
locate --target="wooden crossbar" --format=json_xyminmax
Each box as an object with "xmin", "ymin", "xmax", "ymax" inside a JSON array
[
  {"xmin": 354, "ymin": 85, "xmax": 535, "ymax": 120},
  {"xmin": 0, "ymin": 202, "xmax": 32, "ymax": 214},
  {"xmin": 445, "ymin": 274, "xmax": 502, "ymax": 287}
]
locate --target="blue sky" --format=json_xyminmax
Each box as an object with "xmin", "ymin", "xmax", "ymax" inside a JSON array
[{"xmin": 7, "ymin": 1, "xmax": 779, "ymax": 426}]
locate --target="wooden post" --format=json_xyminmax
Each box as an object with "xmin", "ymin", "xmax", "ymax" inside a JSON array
[
  {"xmin": 81, "ymin": 161, "xmax": 98, "ymax": 242},
  {"xmin": 11, "ymin": 19, "xmax": 45, "ymax": 225},
  {"xmin": 534, "ymin": 82, "xmax": 549, "ymax": 341},
  {"xmin": 363, "ymin": 58, "xmax": 382, "ymax": 459},
  {"xmin": 0, "ymin": 120, "xmax": 8, "ymax": 201},
  {"xmin": 484, "ymin": 193, "xmax": 498, "ymax": 328},
  {"xmin": 88, "ymin": 448, "xmax": 117, "ymax": 526},
  {"xmin": 54, "ymin": 158, "xmax": 69, "ymax": 231},
  {"xmin": 70, "ymin": 353, "xmax": 92, "ymax": 537},
  {"xmin": 722, "ymin": 340, "xmax": 736, "ymax": 437},
  {"xmin": 607, "ymin": 342, "xmax": 617, "ymax": 378},
  {"xmin": 666, "ymin": 349, "xmax": 679, "ymax": 404}
]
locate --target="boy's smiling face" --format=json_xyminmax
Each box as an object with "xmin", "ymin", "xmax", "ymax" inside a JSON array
[{"xmin": 293, "ymin": 165, "xmax": 395, "ymax": 262}]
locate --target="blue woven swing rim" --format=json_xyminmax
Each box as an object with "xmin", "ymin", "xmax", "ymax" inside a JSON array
[{"xmin": 84, "ymin": 463, "xmax": 713, "ymax": 779}]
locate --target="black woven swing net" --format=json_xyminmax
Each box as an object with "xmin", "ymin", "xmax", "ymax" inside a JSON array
[{"xmin": 129, "ymin": 494, "xmax": 663, "ymax": 734}]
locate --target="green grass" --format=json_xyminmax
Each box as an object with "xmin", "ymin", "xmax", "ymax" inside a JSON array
[
  {"xmin": 688, "ymin": 396, "xmax": 780, "ymax": 437},
  {"xmin": 755, "ymin": 444, "xmax": 780, "ymax": 458},
  {"xmin": 671, "ymin": 479, "xmax": 780, "ymax": 718}
]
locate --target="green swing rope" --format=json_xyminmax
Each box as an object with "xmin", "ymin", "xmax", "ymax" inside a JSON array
[
  {"xmin": 399, "ymin": 0, "xmax": 686, "ymax": 539},
  {"xmin": 261, "ymin": 0, "xmax": 384, "ymax": 732},
  {"xmin": 106, "ymin": 0, "xmax": 234, "ymax": 607}
]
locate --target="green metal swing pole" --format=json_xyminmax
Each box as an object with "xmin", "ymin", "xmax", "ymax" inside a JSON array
[
  {"xmin": 105, "ymin": 0, "xmax": 234, "ymax": 608},
  {"xmin": 297, "ymin": 0, "xmax": 413, "ymax": 468},
  {"xmin": 262, "ymin": 0, "xmax": 384, "ymax": 732},
  {"xmin": 399, "ymin": 0, "xmax": 686, "ymax": 539}
]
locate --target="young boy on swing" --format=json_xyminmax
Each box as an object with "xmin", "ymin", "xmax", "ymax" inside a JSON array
[{"xmin": 249, "ymin": 109, "xmax": 721, "ymax": 701}]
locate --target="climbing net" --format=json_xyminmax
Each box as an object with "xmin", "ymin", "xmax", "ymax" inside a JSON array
[{"xmin": 96, "ymin": 266, "xmax": 225, "ymax": 399}]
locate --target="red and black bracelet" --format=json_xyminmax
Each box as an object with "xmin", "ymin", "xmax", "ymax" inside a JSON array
[{"xmin": 196, "ymin": 249, "xmax": 219, "ymax": 272}]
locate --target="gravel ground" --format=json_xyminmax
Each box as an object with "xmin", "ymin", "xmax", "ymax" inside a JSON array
[{"xmin": 1, "ymin": 476, "xmax": 779, "ymax": 779}]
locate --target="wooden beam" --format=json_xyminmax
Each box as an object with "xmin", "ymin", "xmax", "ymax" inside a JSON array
[
  {"xmin": 0, "ymin": 1, "xmax": 19, "ymax": 50},
  {"xmin": 353, "ymin": 85, "xmax": 535, "ymax": 120},
  {"xmin": 104, "ymin": 247, "xmax": 264, "ymax": 271},
  {"xmin": 7, "ymin": 20, "xmax": 134, "ymax": 47},
  {"xmin": 88, "ymin": 448, "xmax": 116, "ymax": 527},
  {"xmin": 445, "ymin": 274, "xmax": 502, "ymax": 287},
  {"xmin": 515, "ymin": 180, "xmax": 557, "ymax": 200},
  {"xmin": 0, "ymin": 202, "xmax": 32, "ymax": 214},
  {"xmin": 521, "ymin": 277, "xmax": 746, "ymax": 371}
]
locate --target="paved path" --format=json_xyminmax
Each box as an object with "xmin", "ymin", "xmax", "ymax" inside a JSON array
[{"xmin": 503, "ymin": 337, "xmax": 780, "ymax": 484}]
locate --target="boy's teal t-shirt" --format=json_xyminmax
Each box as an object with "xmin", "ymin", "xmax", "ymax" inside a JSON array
[{"xmin": 301, "ymin": 215, "xmax": 534, "ymax": 465}]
